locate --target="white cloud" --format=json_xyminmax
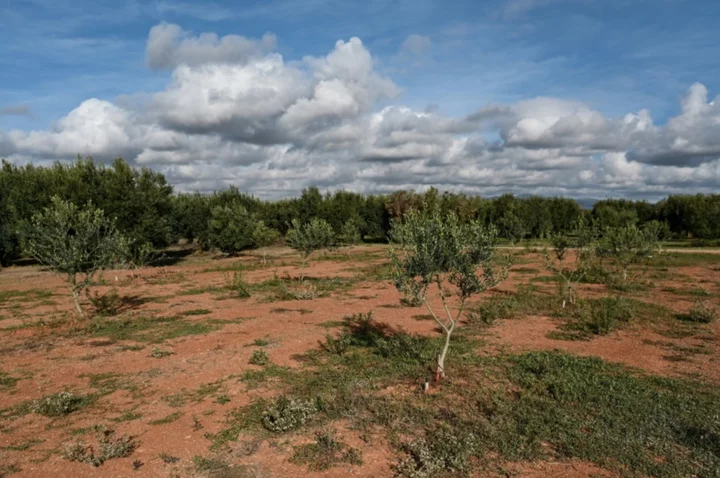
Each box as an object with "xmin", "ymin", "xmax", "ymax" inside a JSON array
[
  {"xmin": 146, "ymin": 23, "xmax": 276, "ymax": 70},
  {"xmin": 2, "ymin": 24, "xmax": 720, "ymax": 199}
]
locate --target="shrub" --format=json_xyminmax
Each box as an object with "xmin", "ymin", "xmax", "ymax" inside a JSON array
[
  {"xmin": 87, "ymin": 289, "xmax": 122, "ymax": 317},
  {"xmin": 581, "ymin": 297, "xmax": 634, "ymax": 335},
  {"xmin": 322, "ymin": 331, "xmax": 353, "ymax": 355},
  {"xmin": 63, "ymin": 426, "xmax": 137, "ymax": 467},
  {"xmin": 395, "ymin": 429, "xmax": 477, "ymax": 478},
  {"xmin": 249, "ymin": 350, "xmax": 269, "ymax": 366},
  {"xmin": 261, "ymin": 396, "xmax": 317, "ymax": 433},
  {"xmin": 686, "ymin": 301, "xmax": 717, "ymax": 323},
  {"xmin": 33, "ymin": 392, "xmax": 88, "ymax": 417}
]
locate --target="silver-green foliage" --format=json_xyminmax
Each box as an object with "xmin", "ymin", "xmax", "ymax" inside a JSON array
[
  {"xmin": 389, "ymin": 204, "xmax": 507, "ymax": 378},
  {"xmin": 543, "ymin": 218, "xmax": 597, "ymax": 306},
  {"xmin": 252, "ymin": 221, "xmax": 280, "ymax": 264},
  {"xmin": 262, "ymin": 396, "xmax": 317, "ymax": 433},
  {"xmin": 595, "ymin": 221, "xmax": 662, "ymax": 283},
  {"xmin": 285, "ymin": 219, "xmax": 335, "ymax": 279},
  {"xmin": 21, "ymin": 197, "xmax": 128, "ymax": 318}
]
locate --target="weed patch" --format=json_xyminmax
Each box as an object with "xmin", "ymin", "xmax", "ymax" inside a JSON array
[
  {"xmin": 290, "ymin": 431, "xmax": 363, "ymax": 471},
  {"xmin": 32, "ymin": 392, "xmax": 93, "ymax": 417},
  {"xmin": 63, "ymin": 426, "xmax": 137, "ymax": 467},
  {"xmin": 149, "ymin": 412, "xmax": 182, "ymax": 425},
  {"xmin": 87, "ymin": 314, "xmax": 216, "ymax": 343}
]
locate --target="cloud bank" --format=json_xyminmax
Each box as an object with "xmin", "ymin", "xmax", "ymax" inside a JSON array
[{"xmin": 2, "ymin": 23, "xmax": 719, "ymax": 199}]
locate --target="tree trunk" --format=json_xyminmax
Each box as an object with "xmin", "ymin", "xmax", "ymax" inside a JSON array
[
  {"xmin": 436, "ymin": 325, "xmax": 453, "ymax": 381},
  {"xmin": 70, "ymin": 287, "xmax": 84, "ymax": 319}
]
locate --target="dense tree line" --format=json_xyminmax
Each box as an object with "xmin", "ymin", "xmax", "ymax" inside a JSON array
[{"xmin": 1, "ymin": 158, "xmax": 719, "ymax": 264}]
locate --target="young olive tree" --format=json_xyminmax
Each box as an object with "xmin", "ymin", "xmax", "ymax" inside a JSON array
[
  {"xmin": 543, "ymin": 219, "xmax": 597, "ymax": 307},
  {"xmin": 595, "ymin": 221, "xmax": 661, "ymax": 285},
  {"xmin": 206, "ymin": 204, "xmax": 255, "ymax": 255},
  {"xmin": 390, "ymin": 205, "xmax": 507, "ymax": 379},
  {"xmin": 338, "ymin": 217, "xmax": 364, "ymax": 246},
  {"xmin": 21, "ymin": 197, "xmax": 128, "ymax": 318},
  {"xmin": 285, "ymin": 218, "xmax": 334, "ymax": 279},
  {"xmin": 252, "ymin": 221, "xmax": 280, "ymax": 265}
]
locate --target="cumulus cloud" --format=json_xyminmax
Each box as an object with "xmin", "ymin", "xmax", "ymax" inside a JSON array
[
  {"xmin": 146, "ymin": 23, "xmax": 276, "ymax": 70},
  {"xmin": 2, "ymin": 23, "xmax": 719, "ymax": 199}
]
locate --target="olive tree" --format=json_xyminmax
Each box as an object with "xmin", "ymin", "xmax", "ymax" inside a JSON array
[
  {"xmin": 543, "ymin": 219, "xmax": 597, "ymax": 307},
  {"xmin": 21, "ymin": 197, "xmax": 128, "ymax": 318},
  {"xmin": 252, "ymin": 221, "xmax": 280, "ymax": 265},
  {"xmin": 390, "ymin": 205, "xmax": 507, "ymax": 380},
  {"xmin": 595, "ymin": 221, "xmax": 661, "ymax": 285},
  {"xmin": 285, "ymin": 219, "xmax": 334, "ymax": 279},
  {"xmin": 206, "ymin": 204, "xmax": 255, "ymax": 255}
]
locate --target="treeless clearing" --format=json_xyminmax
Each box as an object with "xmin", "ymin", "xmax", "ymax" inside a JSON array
[{"xmin": 0, "ymin": 245, "xmax": 718, "ymax": 477}]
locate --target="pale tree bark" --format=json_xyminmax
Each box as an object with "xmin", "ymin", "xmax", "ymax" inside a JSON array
[{"xmin": 68, "ymin": 274, "xmax": 85, "ymax": 319}]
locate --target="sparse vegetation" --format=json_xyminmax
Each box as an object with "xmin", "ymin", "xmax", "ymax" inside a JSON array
[{"xmin": 63, "ymin": 426, "xmax": 137, "ymax": 467}]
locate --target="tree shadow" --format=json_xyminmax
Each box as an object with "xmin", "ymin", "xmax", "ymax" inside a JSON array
[{"xmin": 146, "ymin": 246, "xmax": 196, "ymax": 267}]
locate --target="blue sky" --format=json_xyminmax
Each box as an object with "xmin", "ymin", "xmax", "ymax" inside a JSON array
[
  {"xmin": 1, "ymin": 0, "xmax": 719, "ymax": 199},
  {"xmin": 3, "ymin": 0, "xmax": 718, "ymax": 130}
]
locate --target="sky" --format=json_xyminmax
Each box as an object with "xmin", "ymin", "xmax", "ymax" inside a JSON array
[{"xmin": 1, "ymin": 0, "xmax": 719, "ymax": 200}]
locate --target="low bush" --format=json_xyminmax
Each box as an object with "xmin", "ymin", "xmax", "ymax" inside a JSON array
[
  {"xmin": 33, "ymin": 392, "xmax": 90, "ymax": 417},
  {"xmin": 87, "ymin": 289, "xmax": 122, "ymax": 317},
  {"xmin": 262, "ymin": 396, "xmax": 317, "ymax": 433},
  {"xmin": 686, "ymin": 301, "xmax": 718, "ymax": 323},
  {"xmin": 249, "ymin": 350, "xmax": 269, "ymax": 366},
  {"xmin": 578, "ymin": 296, "xmax": 634, "ymax": 335},
  {"xmin": 64, "ymin": 426, "xmax": 138, "ymax": 467},
  {"xmin": 395, "ymin": 428, "xmax": 477, "ymax": 478}
]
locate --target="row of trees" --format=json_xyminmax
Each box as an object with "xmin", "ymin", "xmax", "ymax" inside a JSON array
[{"xmin": 2, "ymin": 158, "xmax": 720, "ymax": 265}]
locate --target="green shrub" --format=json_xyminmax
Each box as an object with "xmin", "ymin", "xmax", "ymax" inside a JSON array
[
  {"xmin": 261, "ymin": 396, "xmax": 316, "ymax": 433},
  {"xmin": 580, "ymin": 297, "xmax": 634, "ymax": 335},
  {"xmin": 87, "ymin": 289, "xmax": 122, "ymax": 317},
  {"xmin": 63, "ymin": 426, "xmax": 137, "ymax": 467},
  {"xmin": 395, "ymin": 429, "xmax": 477, "ymax": 478},
  {"xmin": 322, "ymin": 331, "xmax": 352, "ymax": 355},
  {"xmin": 32, "ymin": 392, "xmax": 89, "ymax": 417},
  {"xmin": 686, "ymin": 301, "xmax": 718, "ymax": 323},
  {"xmin": 248, "ymin": 350, "xmax": 269, "ymax": 366}
]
